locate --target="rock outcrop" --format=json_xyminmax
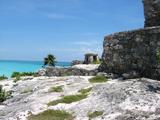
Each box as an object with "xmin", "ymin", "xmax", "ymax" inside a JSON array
[
  {"xmin": 37, "ymin": 65, "xmax": 99, "ymax": 77},
  {"xmin": 100, "ymin": 0, "xmax": 160, "ymax": 80},
  {"xmin": 1, "ymin": 77, "xmax": 160, "ymax": 120}
]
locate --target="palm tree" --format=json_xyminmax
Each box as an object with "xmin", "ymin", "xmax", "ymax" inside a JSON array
[{"xmin": 44, "ymin": 54, "xmax": 56, "ymax": 67}]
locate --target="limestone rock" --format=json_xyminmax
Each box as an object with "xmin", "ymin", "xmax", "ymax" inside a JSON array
[{"xmin": 1, "ymin": 77, "xmax": 160, "ymax": 120}]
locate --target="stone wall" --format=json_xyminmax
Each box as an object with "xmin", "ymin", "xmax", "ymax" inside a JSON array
[
  {"xmin": 38, "ymin": 67, "xmax": 98, "ymax": 77},
  {"xmin": 99, "ymin": 26, "xmax": 160, "ymax": 79},
  {"xmin": 143, "ymin": 0, "xmax": 160, "ymax": 27}
]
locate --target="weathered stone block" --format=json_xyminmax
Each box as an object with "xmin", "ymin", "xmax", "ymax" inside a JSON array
[
  {"xmin": 99, "ymin": 26, "xmax": 160, "ymax": 80},
  {"xmin": 143, "ymin": 0, "xmax": 160, "ymax": 27}
]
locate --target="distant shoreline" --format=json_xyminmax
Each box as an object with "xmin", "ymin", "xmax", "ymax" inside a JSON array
[{"xmin": 0, "ymin": 60, "xmax": 71, "ymax": 77}]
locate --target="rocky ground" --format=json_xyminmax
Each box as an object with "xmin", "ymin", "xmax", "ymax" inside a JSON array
[
  {"xmin": 0, "ymin": 75, "xmax": 160, "ymax": 120},
  {"xmin": 71, "ymin": 64, "xmax": 99, "ymax": 71}
]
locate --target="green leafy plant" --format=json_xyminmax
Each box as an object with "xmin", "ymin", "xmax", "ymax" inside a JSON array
[
  {"xmin": 28, "ymin": 109, "xmax": 74, "ymax": 120},
  {"xmin": 89, "ymin": 75, "xmax": 108, "ymax": 83},
  {"xmin": 88, "ymin": 111, "xmax": 103, "ymax": 119},
  {"xmin": 156, "ymin": 49, "xmax": 160, "ymax": 63},
  {"xmin": 0, "ymin": 85, "xmax": 7, "ymax": 102},
  {"xmin": 44, "ymin": 54, "xmax": 56, "ymax": 67},
  {"xmin": 0, "ymin": 75, "xmax": 8, "ymax": 80}
]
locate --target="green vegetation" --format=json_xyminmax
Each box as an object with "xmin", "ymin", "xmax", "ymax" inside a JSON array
[
  {"xmin": 48, "ymin": 86, "xmax": 92, "ymax": 106},
  {"xmin": 0, "ymin": 75, "xmax": 8, "ymax": 80},
  {"xmin": 88, "ymin": 111, "xmax": 103, "ymax": 119},
  {"xmin": 78, "ymin": 87, "xmax": 92, "ymax": 95},
  {"xmin": 156, "ymin": 49, "xmax": 160, "ymax": 63},
  {"xmin": 89, "ymin": 75, "xmax": 108, "ymax": 83},
  {"xmin": 92, "ymin": 60, "xmax": 101, "ymax": 64},
  {"xmin": 28, "ymin": 109, "xmax": 74, "ymax": 120},
  {"xmin": 0, "ymin": 85, "xmax": 7, "ymax": 102},
  {"xmin": 13, "ymin": 76, "xmax": 21, "ymax": 83},
  {"xmin": 11, "ymin": 72, "xmax": 35, "ymax": 78},
  {"xmin": 49, "ymin": 86, "xmax": 63, "ymax": 92},
  {"xmin": 48, "ymin": 94, "xmax": 87, "ymax": 106},
  {"xmin": 44, "ymin": 54, "xmax": 56, "ymax": 67},
  {"xmin": 21, "ymin": 88, "xmax": 33, "ymax": 94}
]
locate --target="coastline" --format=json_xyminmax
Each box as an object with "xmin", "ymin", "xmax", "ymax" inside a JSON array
[{"xmin": 0, "ymin": 60, "xmax": 71, "ymax": 78}]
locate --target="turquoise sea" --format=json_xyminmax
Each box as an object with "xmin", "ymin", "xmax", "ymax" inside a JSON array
[{"xmin": 0, "ymin": 60, "xmax": 71, "ymax": 77}]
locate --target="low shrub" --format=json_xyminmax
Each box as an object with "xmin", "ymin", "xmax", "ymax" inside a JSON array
[
  {"xmin": 89, "ymin": 75, "xmax": 108, "ymax": 83},
  {"xmin": 0, "ymin": 75, "xmax": 8, "ymax": 80},
  {"xmin": 88, "ymin": 111, "xmax": 103, "ymax": 119},
  {"xmin": 28, "ymin": 109, "xmax": 74, "ymax": 120},
  {"xmin": 11, "ymin": 72, "xmax": 35, "ymax": 78},
  {"xmin": 0, "ymin": 85, "xmax": 7, "ymax": 102}
]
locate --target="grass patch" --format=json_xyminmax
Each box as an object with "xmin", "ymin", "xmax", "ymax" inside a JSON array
[
  {"xmin": 21, "ymin": 88, "xmax": 33, "ymax": 94},
  {"xmin": 48, "ymin": 94, "xmax": 87, "ymax": 106},
  {"xmin": 28, "ymin": 109, "xmax": 74, "ymax": 120},
  {"xmin": 88, "ymin": 111, "xmax": 103, "ymax": 119},
  {"xmin": 49, "ymin": 86, "xmax": 63, "ymax": 92},
  {"xmin": 0, "ymin": 75, "xmax": 8, "ymax": 81},
  {"xmin": 89, "ymin": 75, "xmax": 108, "ymax": 83},
  {"xmin": 78, "ymin": 87, "xmax": 92, "ymax": 95}
]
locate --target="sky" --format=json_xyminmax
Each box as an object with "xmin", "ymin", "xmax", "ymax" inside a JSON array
[{"xmin": 0, "ymin": 0, "xmax": 144, "ymax": 62}]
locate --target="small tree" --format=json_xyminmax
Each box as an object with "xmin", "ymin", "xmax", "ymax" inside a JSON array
[{"xmin": 44, "ymin": 54, "xmax": 56, "ymax": 67}]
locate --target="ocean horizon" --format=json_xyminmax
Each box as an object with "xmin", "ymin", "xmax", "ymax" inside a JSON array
[{"xmin": 0, "ymin": 60, "xmax": 71, "ymax": 77}]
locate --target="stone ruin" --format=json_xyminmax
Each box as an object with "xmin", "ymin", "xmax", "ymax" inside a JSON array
[
  {"xmin": 84, "ymin": 53, "xmax": 99, "ymax": 64},
  {"xmin": 99, "ymin": 0, "xmax": 160, "ymax": 80},
  {"xmin": 143, "ymin": 0, "xmax": 160, "ymax": 27}
]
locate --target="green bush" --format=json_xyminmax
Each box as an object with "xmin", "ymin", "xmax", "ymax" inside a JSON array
[
  {"xmin": 0, "ymin": 75, "xmax": 8, "ymax": 80},
  {"xmin": 156, "ymin": 49, "xmax": 160, "ymax": 63},
  {"xmin": 88, "ymin": 111, "xmax": 103, "ymax": 119},
  {"xmin": 11, "ymin": 72, "xmax": 35, "ymax": 78},
  {"xmin": 0, "ymin": 85, "xmax": 7, "ymax": 102},
  {"xmin": 89, "ymin": 75, "xmax": 108, "ymax": 83},
  {"xmin": 28, "ymin": 110, "xmax": 74, "ymax": 120}
]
